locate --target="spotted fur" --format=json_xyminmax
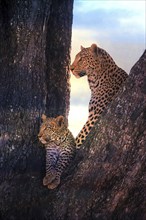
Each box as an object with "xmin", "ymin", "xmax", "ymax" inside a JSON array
[
  {"xmin": 70, "ymin": 43, "xmax": 128, "ymax": 147},
  {"xmin": 38, "ymin": 115, "xmax": 76, "ymax": 189}
]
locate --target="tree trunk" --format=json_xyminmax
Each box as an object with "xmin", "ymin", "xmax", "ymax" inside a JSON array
[
  {"xmin": 0, "ymin": 0, "xmax": 73, "ymax": 219},
  {"xmin": 1, "ymin": 0, "xmax": 146, "ymax": 219},
  {"xmin": 49, "ymin": 51, "xmax": 146, "ymax": 220}
]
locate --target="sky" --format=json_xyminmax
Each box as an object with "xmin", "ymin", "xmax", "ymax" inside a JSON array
[{"xmin": 68, "ymin": 0, "xmax": 146, "ymax": 137}]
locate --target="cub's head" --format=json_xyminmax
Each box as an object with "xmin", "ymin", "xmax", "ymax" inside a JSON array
[
  {"xmin": 38, "ymin": 115, "xmax": 68, "ymax": 146},
  {"xmin": 70, "ymin": 43, "xmax": 102, "ymax": 78}
]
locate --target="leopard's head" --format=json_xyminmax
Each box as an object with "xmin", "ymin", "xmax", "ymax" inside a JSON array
[
  {"xmin": 38, "ymin": 115, "xmax": 68, "ymax": 146},
  {"xmin": 70, "ymin": 43, "xmax": 102, "ymax": 79}
]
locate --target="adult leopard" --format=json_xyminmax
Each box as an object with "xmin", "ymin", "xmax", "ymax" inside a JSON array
[
  {"xmin": 38, "ymin": 115, "xmax": 76, "ymax": 189},
  {"xmin": 70, "ymin": 43, "xmax": 128, "ymax": 147}
]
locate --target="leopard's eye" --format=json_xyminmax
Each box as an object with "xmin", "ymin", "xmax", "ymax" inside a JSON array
[{"xmin": 75, "ymin": 54, "xmax": 82, "ymax": 62}]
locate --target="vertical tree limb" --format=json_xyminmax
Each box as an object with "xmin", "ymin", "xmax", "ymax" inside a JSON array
[{"xmin": 0, "ymin": 0, "xmax": 73, "ymax": 219}]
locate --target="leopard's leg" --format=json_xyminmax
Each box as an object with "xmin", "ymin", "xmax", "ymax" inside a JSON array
[
  {"xmin": 47, "ymin": 147, "xmax": 75, "ymax": 189},
  {"xmin": 43, "ymin": 147, "xmax": 59, "ymax": 186},
  {"xmin": 75, "ymin": 112, "xmax": 98, "ymax": 147},
  {"xmin": 75, "ymin": 88, "xmax": 115, "ymax": 147}
]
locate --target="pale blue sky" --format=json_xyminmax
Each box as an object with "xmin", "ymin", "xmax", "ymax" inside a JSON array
[{"xmin": 69, "ymin": 0, "xmax": 146, "ymax": 136}]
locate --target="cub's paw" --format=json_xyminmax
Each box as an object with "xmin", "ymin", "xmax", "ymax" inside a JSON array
[
  {"xmin": 47, "ymin": 177, "xmax": 61, "ymax": 189},
  {"xmin": 43, "ymin": 170, "xmax": 57, "ymax": 186}
]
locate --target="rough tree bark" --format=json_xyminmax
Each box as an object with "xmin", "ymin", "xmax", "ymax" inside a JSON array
[
  {"xmin": 0, "ymin": 0, "xmax": 73, "ymax": 219},
  {"xmin": 62, "ymin": 51, "xmax": 146, "ymax": 220},
  {"xmin": 38, "ymin": 51, "xmax": 145, "ymax": 220},
  {"xmin": 52, "ymin": 51, "xmax": 146, "ymax": 220},
  {"xmin": 0, "ymin": 0, "xmax": 146, "ymax": 219}
]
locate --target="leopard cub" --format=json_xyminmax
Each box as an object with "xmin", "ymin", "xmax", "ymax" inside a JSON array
[{"xmin": 38, "ymin": 114, "xmax": 76, "ymax": 189}]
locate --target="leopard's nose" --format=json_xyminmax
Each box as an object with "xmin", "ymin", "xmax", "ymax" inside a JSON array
[{"xmin": 70, "ymin": 66, "xmax": 74, "ymax": 71}]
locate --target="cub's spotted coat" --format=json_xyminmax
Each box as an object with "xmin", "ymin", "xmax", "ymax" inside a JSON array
[{"xmin": 38, "ymin": 115, "xmax": 76, "ymax": 189}]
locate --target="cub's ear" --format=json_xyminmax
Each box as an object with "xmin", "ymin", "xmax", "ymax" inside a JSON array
[
  {"xmin": 81, "ymin": 45, "xmax": 84, "ymax": 51},
  {"xmin": 41, "ymin": 114, "xmax": 47, "ymax": 121},
  {"xmin": 90, "ymin": 43, "xmax": 98, "ymax": 57},
  {"xmin": 56, "ymin": 115, "xmax": 65, "ymax": 127}
]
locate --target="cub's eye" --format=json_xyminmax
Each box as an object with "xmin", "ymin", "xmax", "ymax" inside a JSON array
[
  {"xmin": 46, "ymin": 124, "xmax": 52, "ymax": 129},
  {"xmin": 78, "ymin": 59, "xmax": 84, "ymax": 66},
  {"xmin": 78, "ymin": 56, "xmax": 82, "ymax": 61}
]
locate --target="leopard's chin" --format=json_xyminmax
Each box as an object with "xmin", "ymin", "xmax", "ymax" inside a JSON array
[
  {"xmin": 73, "ymin": 71, "xmax": 86, "ymax": 78},
  {"xmin": 79, "ymin": 71, "xmax": 86, "ymax": 77}
]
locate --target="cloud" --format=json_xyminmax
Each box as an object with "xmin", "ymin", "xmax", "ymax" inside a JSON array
[
  {"xmin": 74, "ymin": 0, "xmax": 145, "ymax": 14},
  {"xmin": 73, "ymin": 8, "xmax": 145, "ymax": 37},
  {"xmin": 73, "ymin": 0, "xmax": 145, "ymax": 41}
]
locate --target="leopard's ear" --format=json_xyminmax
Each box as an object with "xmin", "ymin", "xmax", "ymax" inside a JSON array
[
  {"xmin": 41, "ymin": 114, "xmax": 47, "ymax": 121},
  {"xmin": 90, "ymin": 43, "xmax": 98, "ymax": 56},
  {"xmin": 81, "ymin": 45, "xmax": 84, "ymax": 51},
  {"xmin": 55, "ymin": 115, "xmax": 65, "ymax": 127}
]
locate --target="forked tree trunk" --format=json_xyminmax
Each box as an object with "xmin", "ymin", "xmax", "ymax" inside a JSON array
[
  {"xmin": 42, "ymin": 51, "xmax": 145, "ymax": 220},
  {"xmin": 64, "ymin": 51, "xmax": 146, "ymax": 220},
  {"xmin": 0, "ymin": 0, "xmax": 146, "ymax": 219},
  {"xmin": 0, "ymin": 0, "xmax": 73, "ymax": 219}
]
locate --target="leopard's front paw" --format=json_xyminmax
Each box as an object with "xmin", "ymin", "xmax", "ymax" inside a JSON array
[
  {"xmin": 47, "ymin": 177, "xmax": 61, "ymax": 189},
  {"xmin": 43, "ymin": 170, "xmax": 57, "ymax": 186}
]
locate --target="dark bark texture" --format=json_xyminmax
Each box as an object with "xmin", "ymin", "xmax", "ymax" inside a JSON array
[
  {"xmin": 48, "ymin": 52, "xmax": 146, "ymax": 220},
  {"xmin": 60, "ymin": 51, "xmax": 146, "ymax": 220},
  {"xmin": 35, "ymin": 51, "xmax": 145, "ymax": 220},
  {"xmin": 0, "ymin": 0, "xmax": 146, "ymax": 219},
  {"xmin": 67, "ymin": 51, "xmax": 146, "ymax": 220},
  {"xmin": 0, "ymin": 0, "xmax": 73, "ymax": 219}
]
